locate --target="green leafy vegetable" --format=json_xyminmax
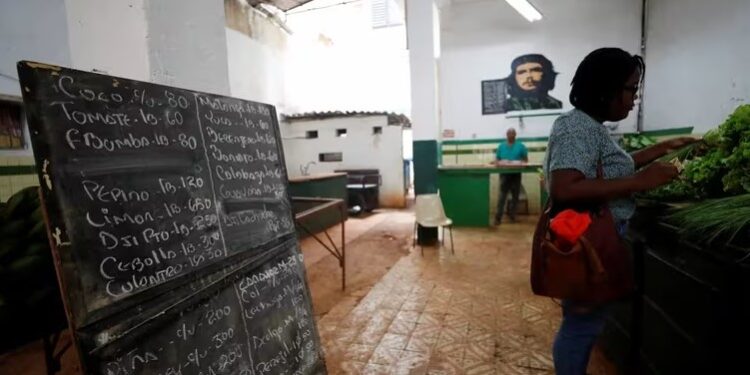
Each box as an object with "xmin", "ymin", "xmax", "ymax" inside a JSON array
[
  {"xmin": 667, "ymin": 194, "xmax": 750, "ymax": 245},
  {"xmin": 642, "ymin": 179, "xmax": 698, "ymax": 201},
  {"xmin": 657, "ymin": 142, "xmax": 701, "ymax": 164},
  {"xmin": 620, "ymin": 133, "xmax": 657, "ymax": 152},
  {"xmin": 641, "ymin": 104, "xmax": 750, "ymax": 201}
]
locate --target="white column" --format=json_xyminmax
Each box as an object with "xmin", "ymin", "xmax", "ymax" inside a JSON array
[
  {"xmin": 407, "ymin": 0, "xmax": 441, "ymax": 142},
  {"xmin": 407, "ymin": 0, "xmax": 441, "ymax": 242}
]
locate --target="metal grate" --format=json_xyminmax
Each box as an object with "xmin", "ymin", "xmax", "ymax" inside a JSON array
[{"xmin": 0, "ymin": 101, "xmax": 24, "ymax": 149}]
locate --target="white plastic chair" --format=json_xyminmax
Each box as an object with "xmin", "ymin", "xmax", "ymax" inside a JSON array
[{"xmin": 413, "ymin": 193, "xmax": 454, "ymax": 255}]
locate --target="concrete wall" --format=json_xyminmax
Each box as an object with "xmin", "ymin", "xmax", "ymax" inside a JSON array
[
  {"xmin": 225, "ymin": 0, "xmax": 288, "ymax": 109},
  {"xmin": 0, "ymin": 0, "xmax": 71, "ymax": 97},
  {"xmin": 227, "ymin": 27, "xmax": 286, "ymax": 108},
  {"xmin": 6, "ymin": 0, "xmax": 232, "ymax": 95},
  {"xmin": 642, "ymin": 0, "xmax": 750, "ymax": 133},
  {"xmin": 65, "ymin": 0, "xmax": 150, "ymax": 81},
  {"xmin": 281, "ymin": 116, "xmax": 406, "ymax": 208},
  {"xmin": 0, "ymin": 0, "xmax": 235, "ymax": 201},
  {"xmin": 0, "ymin": 0, "xmax": 73, "ymax": 195},
  {"xmin": 438, "ymin": 0, "xmax": 642, "ymax": 140},
  {"xmin": 147, "ymin": 0, "xmax": 230, "ymax": 95}
]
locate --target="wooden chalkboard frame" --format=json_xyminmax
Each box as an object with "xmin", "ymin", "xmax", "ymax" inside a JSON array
[{"xmin": 17, "ymin": 61, "xmax": 326, "ymax": 375}]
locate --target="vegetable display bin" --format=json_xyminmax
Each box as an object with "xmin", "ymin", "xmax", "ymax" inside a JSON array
[{"xmin": 599, "ymin": 206, "xmax": 750, "ymax": 375}]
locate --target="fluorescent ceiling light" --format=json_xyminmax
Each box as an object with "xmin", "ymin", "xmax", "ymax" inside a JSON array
[{"xmin": 505, "ymin": 0, "xmax": 543, "ymax": 22}]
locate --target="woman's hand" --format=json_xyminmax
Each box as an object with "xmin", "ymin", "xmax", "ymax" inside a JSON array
[
  {"xmin": 631, "ymin": 136, "xmax": 698, "ymax": 168},
  {"xmin": 635, "ymin": 162, "xmax": 679, "ymax": 190},
  {"xmin": 662, "ymin": 136, "xmax": 698, "ymax": 153}
]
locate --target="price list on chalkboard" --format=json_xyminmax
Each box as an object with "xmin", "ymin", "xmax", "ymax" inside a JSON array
[
  {"xmin": 94, "ymin": 245, "xmax": 321, "ymax": 375},
  {"xmin": 481, "ymin": 79, "xmax": 508, "ymax": 115},
  {"xmin": 17, "ymin": 61, "xmax": 324, "ymax": 375},
  {"xmin": 195, "ymin": 94, "xmax": 294, "ymax": 254}
]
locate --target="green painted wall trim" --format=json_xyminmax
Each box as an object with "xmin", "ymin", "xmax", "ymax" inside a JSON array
[
  {"xmin": 442, "ymin": 136, "xmax": 550, "ymax": 146},
  {"xmin": 439, "ymin": 126, "xmax": 693, "ymax": 146},
  {"xmin": 638, "ymin": 126, "xmax": 694, "ymax": 136},
  {"xmin": 413, "ymin": 140, "xmax": 439, "ymax": 195},
  {"xmin": 442, "ymin": 146, "xmax": 546, "ymax": 155},
  {"xmin": 439, "ymin": 166, "xmax": 541, "ymax": 175},
  {"xmin": 0, "ymin": 165, "xmax": 36, "ymax": 176},
  {"xmin": 436, "ymin": 140, "xmax": 443, "ymax": 168}
]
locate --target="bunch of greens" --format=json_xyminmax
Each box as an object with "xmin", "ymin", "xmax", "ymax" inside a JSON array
[
  {"xmin": 641, "ymin": 178, "xmax": 699, "ymax": 201},
  {"xmin": 641, "ymin": 104, "xmax": 750, "ymax": 201},
  {"xmin": 717, "ymin": 105, "xmax": 750, "ymax": 194},
  {"xmin": 667, "ymin": 194, "xmax": 750, "ymax": 245},
  {"xmin": 620, "ymin": 133, "xmax": 657, "ymax": 152}
]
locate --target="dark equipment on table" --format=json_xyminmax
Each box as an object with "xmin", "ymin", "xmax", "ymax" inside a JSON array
[{"xmin": 336, "ymin": 169, "xmax": 381, "ymax": 214}]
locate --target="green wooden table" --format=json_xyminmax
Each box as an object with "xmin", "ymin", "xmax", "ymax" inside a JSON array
[
  {"xmin": 289, "ymin": 173, "xmax": 347, "ymax": 235},
  {"xmin": 438, "ymin": 164, "xmax": 542, "ymax": 227}
]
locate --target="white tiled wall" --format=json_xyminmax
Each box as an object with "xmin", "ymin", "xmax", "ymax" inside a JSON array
[{"xmin": 0, "ymin": 155, "xmax": 38, "ymax": 201}]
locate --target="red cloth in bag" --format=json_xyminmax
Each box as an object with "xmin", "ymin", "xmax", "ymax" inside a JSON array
[{"xmin": 550, "ymin": 209, "xmax": 592, "ymax": 247}]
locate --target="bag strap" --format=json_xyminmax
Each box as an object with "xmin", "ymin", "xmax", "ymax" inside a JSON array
[
  {"xmin": 543, "ymin": 149, "xmax": 554, "ymax": 211},
  {"xmin": 579, "ymin": 237, "xmax": 608, "ymax": 282},
  {"xmin": 539, "ymin": 236, "xmax": 607, "ymax": 282}
]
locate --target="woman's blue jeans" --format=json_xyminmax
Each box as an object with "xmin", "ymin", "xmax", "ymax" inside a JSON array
[
  {"xmin": 552, "ymin": 300, "xmax": 607, "ymax": 374},
  {"xmin": 552, "ymin": 220, "xmax": 626, "ymax": 374}
]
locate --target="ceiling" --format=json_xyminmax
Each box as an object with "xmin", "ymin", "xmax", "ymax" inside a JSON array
[
  {"xmin": 248, "ymin": 0, "xmax": 315, "ymax": 12},
  {"xmin": 438, "ymin": 0, "xmax": 642, "ymax": 48},
  {"xmin": 439, "ymin": 0, "xmax": 635, "ymax": 31}
]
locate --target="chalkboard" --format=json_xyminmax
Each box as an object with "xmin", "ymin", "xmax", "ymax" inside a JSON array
[
  {"xmin": 481, "ymin": 79, "xmax": 508, "ymax": 115},
  {"xmin": 17, "ymin": 61, "xmax": 326, "ymax": 375}
]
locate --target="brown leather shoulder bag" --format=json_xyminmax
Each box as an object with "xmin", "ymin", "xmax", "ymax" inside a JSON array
[{"xmin": 530, "ymin": 162, "xmax": 634, "ymax": 303}]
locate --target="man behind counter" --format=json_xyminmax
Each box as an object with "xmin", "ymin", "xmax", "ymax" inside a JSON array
[{"xmin": 494, "ymin": 128, "xmax": 528, "ymax": 225}]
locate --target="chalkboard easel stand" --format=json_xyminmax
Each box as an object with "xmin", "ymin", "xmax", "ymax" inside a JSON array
[
  {"xmin": 42, "ymin": 331, "xmax": 71, "ymax": 375},
  {"xmin": 34, "ymin": 184, "xmax": 75, "ymax": 375},
  {"xmin": 294, "ymin": 198, "xmax": 347, "ymax": 290}
]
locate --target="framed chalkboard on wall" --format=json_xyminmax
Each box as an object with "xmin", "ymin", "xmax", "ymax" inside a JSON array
[
  {"xmin": 481, "ymin": 79, "xmax": 508, "ymax": 115},
  {"xmin": 17, "ymin": 61, "xmax": 326, "ymax": 375}
]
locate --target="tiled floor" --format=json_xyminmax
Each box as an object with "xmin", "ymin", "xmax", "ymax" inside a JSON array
[{"xmin": 316, "ymin": 217, "xmax": 615, "ymax": 374}]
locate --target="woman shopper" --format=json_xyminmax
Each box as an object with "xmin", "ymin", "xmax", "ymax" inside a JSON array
[{"xmin": 543, "ymin": 48, "xmax": 695, "ymax": 374}]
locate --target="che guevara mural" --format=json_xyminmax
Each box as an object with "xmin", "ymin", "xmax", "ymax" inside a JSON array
[{"xmin": 482, "ymin": 54, "xmax": 563, "ymax": 115}]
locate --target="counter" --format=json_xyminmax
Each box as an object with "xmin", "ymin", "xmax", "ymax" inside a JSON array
[
  {"xmin": 437, "ymin": 163, "xmax": 542, "ymax": 226},
  {"xmin": 288, "ymin": 172, "xmax": 347, "ymax": 200},
  {"xmin": 288, "ymin": 173, "xmax": 347, "ymax": 236}
]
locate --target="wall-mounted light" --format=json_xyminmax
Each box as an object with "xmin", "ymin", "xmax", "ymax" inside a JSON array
[{"xmin": 505, "ymin": 0, "xmax": 543, "ymax": 22}]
